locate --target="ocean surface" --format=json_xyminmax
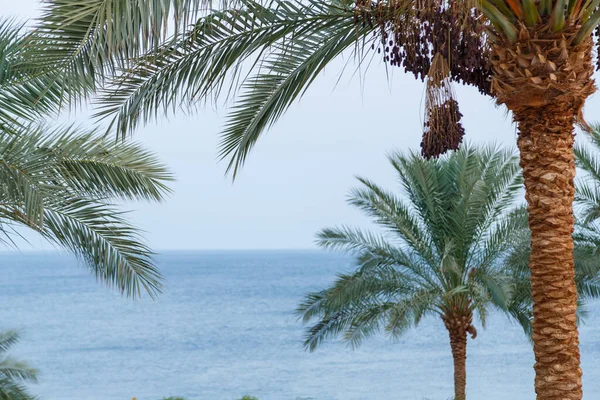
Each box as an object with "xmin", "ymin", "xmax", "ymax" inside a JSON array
[{"xmin": 2, "ymin": 250, "xmax": 599, "ymax": 400}]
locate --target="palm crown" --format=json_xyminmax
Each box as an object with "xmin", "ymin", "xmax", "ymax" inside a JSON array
[{"xmin": 298, "ymin": 145, "xmax": 526, "ymax": 350}]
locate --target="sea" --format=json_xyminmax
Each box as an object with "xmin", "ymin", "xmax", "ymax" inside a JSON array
[{"xmin": 2, "ymin": 251, "xmax": 599, "ymax": 400}]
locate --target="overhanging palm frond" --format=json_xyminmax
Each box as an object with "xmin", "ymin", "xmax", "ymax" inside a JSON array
[
  {"xmin": 23, "ymin": 0, "xmax": 227, "ymax": 106},
  {"xmin": 94, "ymin": 0, "xmax": 377, "ymax": 174},
  {"xmin": 32, "ymin": 125, "xmax": 173, "ymax": 202},
  {"xmin": 0, "ymin": 19, "xmax": 69, "ymax": 127},
  {"xmin": 0, "ymin": 359, "xmax": 37, "ymax": 383},
  {"xmin": 40, "ymin": 198, "xmax": 162, "ymax": 298},
  {"xmin": 0, "ymin": 378, "xmax": 37, "ymax": 400},
  {"xmin": 218, "ymin": 5, "xmax": 374, "ymax": 176},
  {"xmin": 0, "ymin": 122, "xmax": 172, "ymax": 298},
  {"xmin": 0, "ymin": 331, "xmax": 20, "ymax": 354}
]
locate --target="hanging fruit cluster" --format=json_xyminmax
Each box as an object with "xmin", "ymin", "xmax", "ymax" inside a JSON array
[
  {"xmin": 421, "ymin": 98, "xmax": 465, "ymax": 158},
  {"xmin": 421, "ymin": 54, "xmax": 465, "ymax": 159},
  {"xmin": 356, "ymin": 0, "xmax": 491, "ymax": 95}
]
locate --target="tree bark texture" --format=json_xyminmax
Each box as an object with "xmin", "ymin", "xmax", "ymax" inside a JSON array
[
  {"xmin": 443, "ymin": 313, "xmax": 473, "ymax": 400},
  {"xmin": 515, "ymin": 105, "xmax": 582, "ymax": 400}
]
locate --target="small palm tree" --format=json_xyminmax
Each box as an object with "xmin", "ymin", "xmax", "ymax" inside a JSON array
[
  {"xmin": 0, "ymin": 330, "xmax": 38, "ymax": 400},
  {"xmin": 298, "ymin": 145, "xmax": 527, "ymax": 400}
]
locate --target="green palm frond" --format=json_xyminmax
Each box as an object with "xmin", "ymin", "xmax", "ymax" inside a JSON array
[
  {"xmin": 316, "ymin": 226, "xmax": 439, "ymax": 289},
  {"xmin": 0, "ymin": 20, "xmax": 70, "ymax": 128},
  {"xmin": 480, "ymin": 0, "xmax": 600, "ymax": 42},
  {"xmin": 0, "ymin": 122, "xmax": 172, "ymax": 298},
  {"xmin": 301, "ymin": 308, "xmax": 356, "ymax": 352},
  {"xmin": 0, "ymin": 332, "xmax": 19, "ymax": 354},
  {"xmin": 0, "ymin": 359, "xmax": 37, "ymax": 383},
  {"xmin": 93, "ymin": 0, "xmax": 374, "ymax": 174},
  {"xmin": 384, "ymin": 289, "xmax": 438, "ymax": 338},
  {"xmin": 218, "ymin": 7, "xmax": 373, "ymax": 176},
  {"xmin": 450, "ymin": 145, "xmax": 522, "ymax": 255},
  {"xmin": 0, "ymin": 378, "xmax": 37, "ymax": 400},
  {"xmin": 348, "ymin": 177, "xmax": 437, "ymax": 266},
  {"xmin": 40, "ymin": 198, "xmax": 162, "ymax": 298},
  {"xmin": 575, "ymin": 125, "xmax": 600, "ymax": 223},
  {"xmin": 23, "ymin": 0, "xmax": 225, "ymax": 106},
  {"xmin": 33, "ymin": 125, "xmax": 172, "ymax": 202},
  {"xmin": 0, "ymin": 331, "xmax": 37, "ymax": 400}
]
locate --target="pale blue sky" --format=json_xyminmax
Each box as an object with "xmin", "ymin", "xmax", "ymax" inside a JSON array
[{"xmin": 6, "ymin": 1, "xmax": 600, "ymax": 250}]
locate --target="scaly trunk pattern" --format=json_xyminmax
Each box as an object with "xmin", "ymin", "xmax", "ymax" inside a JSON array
[
  {"xmin": 516, "ymin": 107, "xmax": 582, "ymax": 399},
  {"xmin": 443, "ymin": 313, "xmax": 475, "ymax": 400},
  {"xmin": 490, "ymin": 26, "xmax": 595, "ymax": 399},
  {"xmin": 449, "ymin": 329, "xmax": 467, "ymax": 400}
]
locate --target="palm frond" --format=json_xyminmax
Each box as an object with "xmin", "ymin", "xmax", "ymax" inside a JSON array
[
  {"xmin": 23, "ymin": 0, "xmax": 227, "ymax": 106},
  {"xmin": 0, "ymin": 331, "xmax": 19, "ymax": 354},
  {"xmin": 0, "ymin": 359, "xmax": 38, "ymax": 383},
  {"xmin": 0, "ymin": 378, "xmax": 37, "ymax": 400},
  {"xmin": 94, "ymin": 0, "xmax": 371, "ymax": 153},
  {"xmin": 0, "ymin": 331, "xmax": 37, "ymax": 400},
  {"xmin": 218, "ymin": 5, "xmax": 373, "ymax": 176},
  {"xmin": 0, "ymin": 20, "xmax": 68, "ymax": 128},
  {"xmin": 0, "ymin": 122, "xmax": 171, "ymax": 298},
  {"xmin": 40, "ymin": 198, "xmax": 162, "ymax": 298},
  {"xmin": 348, "ymin": 177, "xmax": 437, "ymax": 266}
]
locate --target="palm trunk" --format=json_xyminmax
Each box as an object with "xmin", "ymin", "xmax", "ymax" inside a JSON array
[
  {"xmin": 443, "ymin": 313, "xmax": 471, "ymax": 400},
  {"xmin": 515, "ymin": 105, "xmax": 582, "ymax": 400},
  {"xmin": 449, "ymin": 327, "xmax": 467, "ymax": 400}
]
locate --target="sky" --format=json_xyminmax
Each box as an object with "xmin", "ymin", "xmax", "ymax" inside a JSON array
[{"xmin": 5, "ymin": 1, "xmax": 600, "ymax": 251}]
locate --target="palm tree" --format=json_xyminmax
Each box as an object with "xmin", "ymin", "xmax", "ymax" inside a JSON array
[
  {"xmin": 0, "ymin": 20, "xmax": 173, "ymax": 298},
  {"xmin": 29, "ymin": 0, "xmax": 600, "ymax": 396},
  {"xmin": 0, "ymin": 330, "xmax": 38, "ymax": 400},
  {"xmin": 297, "ymin": 145, "xmax": 526, "ymax": 400},
  {"xmin": 297, "ymin": 145, "xmax": 600, "ymax": 399}
]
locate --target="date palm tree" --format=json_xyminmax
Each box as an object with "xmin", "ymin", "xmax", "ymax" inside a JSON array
[
  {"xmin": 29, "ymin": 0, "xmax": 600, "ymax": 397},
  {"xmin": 297, "ymin": 144, "xmax": 600, "ymax": 400},
  {"xmin": 0, "ymin": 330, "xmax": 37, "ymax": 400},
  {"xmin": 297, "ymin": 145, "xmax": 524, "ymax": 400},
  {"xmin": 0, "ymin": 20, "xmax": 172, "ymax": 298}
]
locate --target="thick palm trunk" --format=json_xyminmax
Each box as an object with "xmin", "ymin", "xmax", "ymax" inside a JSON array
[
  {"xmin": 490, "ymin": 25, "xmax": 596, "ymax": 399},
  {"xmin": 515, "ymin": 106, "xmax": 582, "ymax": 400}
]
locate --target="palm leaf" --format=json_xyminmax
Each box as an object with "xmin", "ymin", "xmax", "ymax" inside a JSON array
[{"xmin": 0, "ymin": 122, "xmax": 172, "ymax": 298}]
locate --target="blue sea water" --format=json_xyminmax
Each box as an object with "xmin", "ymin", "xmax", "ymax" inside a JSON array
[{"xmin": 1, "ymin": 250, "xmax": 599, "ymax": 400}]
